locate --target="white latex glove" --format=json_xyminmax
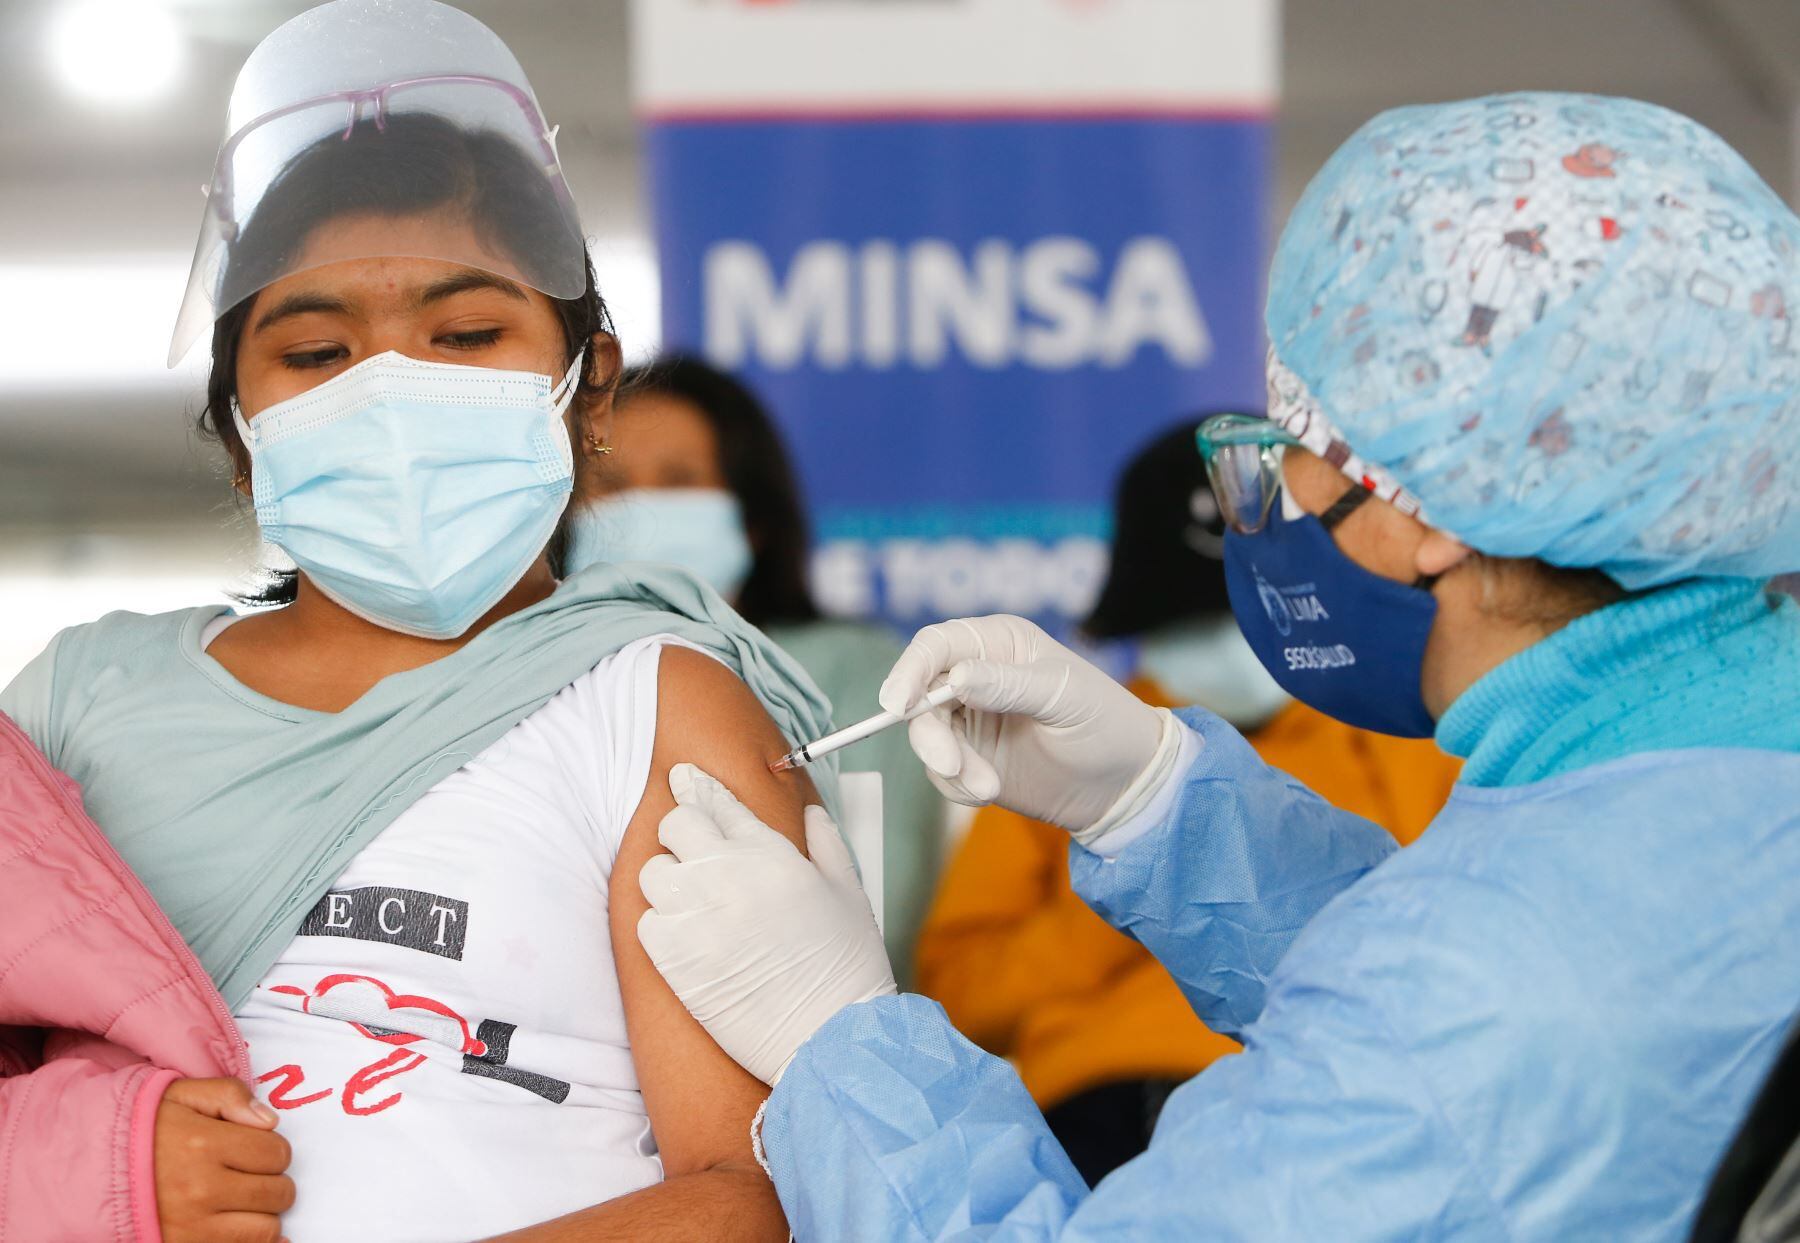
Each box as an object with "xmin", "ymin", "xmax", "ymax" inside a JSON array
[
  {"xmin": 636, "ymin": 763, "xmax": 897, "ymax": 1085},
  {"xmin": 879, "ymin": 614, "xmax": 1178, "ymax": 840}
]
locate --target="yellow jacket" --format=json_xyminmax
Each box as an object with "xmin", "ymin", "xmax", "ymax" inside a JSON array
[{"xmin": 913, "ymin": 683, "xmax": 1462, "ymax": 1109}]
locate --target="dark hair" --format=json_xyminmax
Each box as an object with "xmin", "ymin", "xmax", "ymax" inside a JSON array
[
  {"xmin": 195, "ymin": 112, "xmax": 614, "ymax": 605},
  {"xmin": 1471, "ymin": 555, "xmax": 1629, "ymax": 631},
  {"xmin": 616, "ymin": 356, "xmax": 821, "ymax": 628},
  {"xmin": 1083, "ymin": 416, "xmax": 1237, "ymax": 640}
]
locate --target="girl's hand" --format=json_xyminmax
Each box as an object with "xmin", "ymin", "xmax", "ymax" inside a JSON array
[{"xmin": 154, "ymin": 1077, "xmax": 295, "ymax": 1243}]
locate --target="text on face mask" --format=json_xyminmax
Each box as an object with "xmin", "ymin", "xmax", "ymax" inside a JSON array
[{"xmin": 1284, "ymin": 643, "xmax": 1357, "ymax": 671}]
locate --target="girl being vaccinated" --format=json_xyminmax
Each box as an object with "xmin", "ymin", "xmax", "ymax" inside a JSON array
[{"xmin": 1, "ymin": 2, "xmax": 829, "ymax": 1238}]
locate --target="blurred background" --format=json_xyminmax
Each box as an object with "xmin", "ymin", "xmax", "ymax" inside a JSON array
[{"xmin": 4, "ymin": 0, "xmax": 1800, "ymax": 683}]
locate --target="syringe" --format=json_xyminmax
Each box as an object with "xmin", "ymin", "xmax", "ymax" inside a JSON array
[{"xmin": 769, "ymin": 682, "xmax": 962, "ymax": 773}]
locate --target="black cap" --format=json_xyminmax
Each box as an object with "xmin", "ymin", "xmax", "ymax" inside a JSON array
[{"xmin": 1082, "ymin": 414, "xmax": 1250, "ymax": 640}]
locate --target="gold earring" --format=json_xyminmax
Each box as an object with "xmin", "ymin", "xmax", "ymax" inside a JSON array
[
  {"xmin": 586, "ymin": 432, "xmax": 613, "ymax": 456},
  {"xmin": 232, "ymin": 469, "xmax": 250, "ymax": 488}
]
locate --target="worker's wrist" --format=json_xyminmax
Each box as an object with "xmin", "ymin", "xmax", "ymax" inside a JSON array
[{"xmin": 1074, "ymin": 709, "xmax": 1199, "ymax": 855}]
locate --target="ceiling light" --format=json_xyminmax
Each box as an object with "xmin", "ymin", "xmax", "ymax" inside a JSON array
[
  {"xmin": 46, "ymin": 0, "xmax": 184, "ymax": 107},
  {"xmin": 0, "ymin": 257, "xmax": 201, "ymax": 390}
]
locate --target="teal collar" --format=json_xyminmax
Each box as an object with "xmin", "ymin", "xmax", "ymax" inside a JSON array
[{"xmin": 1437, "ymin": 579, "xmax": 1800, "ymax": 787}]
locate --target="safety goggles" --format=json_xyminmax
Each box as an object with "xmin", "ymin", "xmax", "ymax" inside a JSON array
[
  {"xmin": 1195, "ymin": 413, "xmax": 1302, "ymax": 535},
  {"xmin": 1196, "ymin": 412, "xmax": 1392, "ymax": 537}
]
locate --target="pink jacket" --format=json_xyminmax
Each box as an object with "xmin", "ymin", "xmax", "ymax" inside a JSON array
[{"xmin": 0, "ymin": 711, "xmax": 247, "ymax": 1242}]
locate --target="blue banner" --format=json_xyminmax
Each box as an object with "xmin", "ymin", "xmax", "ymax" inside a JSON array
[
  {"xmin": 633, "ymin": 0, "xmax": 1277, "ymax": 633},
  {"xmin": 646, "ymin": 113, "xmax": 1269, "ymax": 632}
]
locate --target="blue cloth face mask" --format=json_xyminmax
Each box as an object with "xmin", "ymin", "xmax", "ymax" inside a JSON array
[
  {"xmin": 233, "ymin": 349, "xmax": 581, "ymax": 639},
  {"xmin": 1222, "ymin": 494, "xmax": 1438, "ymax": 737},
  {"xmin": 565, "ymin": 489, "xmax": 754, "ymax": 600}
]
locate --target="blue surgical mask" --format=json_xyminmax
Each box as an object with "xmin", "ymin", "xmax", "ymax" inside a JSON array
[
  {"xmin": 565, "ymin": 489, "xmax": 754, "ymax": 600},
  {"xmin": 233, "ymin": 349, "xmax": 580, "ymax": 639},
  {"xmin": 1222, "ymin": 498, "xmax": 1438, "ymax": 737}
]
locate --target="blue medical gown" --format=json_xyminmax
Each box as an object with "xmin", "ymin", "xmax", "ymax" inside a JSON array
[{"xmin": 761, "ymin": 710, "xmax": 1800, "ymax": 1241}]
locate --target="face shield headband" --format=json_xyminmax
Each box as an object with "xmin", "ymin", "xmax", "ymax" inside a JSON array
[{"xmin": 206, "ymin": 74, "xmax": 567, "ymax": 246}]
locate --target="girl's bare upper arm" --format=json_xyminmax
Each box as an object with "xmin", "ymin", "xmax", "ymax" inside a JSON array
[{"xmin": 607, "ymin": 645, "xmax": 819, "ymax": 1176}]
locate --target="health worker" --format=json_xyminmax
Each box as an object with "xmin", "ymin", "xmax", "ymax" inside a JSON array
[
  {"xmin": 913, "ymin": 416, "xmax": 1461, "ymax": 1186},
  {"xmin": 632, "ymin": 92, "xmax": 1800, "ymax": 1241}
]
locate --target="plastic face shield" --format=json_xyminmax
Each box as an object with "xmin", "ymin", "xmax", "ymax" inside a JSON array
[{"xmin": 169, "ymin": 0, "xmax": 587, "ymax": 366}]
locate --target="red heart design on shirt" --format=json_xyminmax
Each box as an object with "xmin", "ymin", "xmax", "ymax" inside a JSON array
[{"xmin": 271, "ymin": 972, "xmax": 487, "ymax": 1057}]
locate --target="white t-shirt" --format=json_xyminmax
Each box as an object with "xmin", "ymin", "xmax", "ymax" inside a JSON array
[{"xmin": 222, "ymin": 625, "xmax": 694, "ymax": 1241}]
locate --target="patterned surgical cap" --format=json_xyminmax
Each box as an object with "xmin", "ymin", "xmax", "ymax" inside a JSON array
[{"xmin": 1265, "ymin": 92, "xmax": 1800, "ymax": 587}]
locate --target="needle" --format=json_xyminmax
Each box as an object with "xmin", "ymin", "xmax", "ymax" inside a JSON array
[{"xmin": 769, "ymin": 683, "xmax": 962, "ymax": 772}]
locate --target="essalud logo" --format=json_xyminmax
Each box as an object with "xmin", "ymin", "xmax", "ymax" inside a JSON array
[{"xmin": 1253, "ymin": 566, "xmax": 1294, "ymax": 637}]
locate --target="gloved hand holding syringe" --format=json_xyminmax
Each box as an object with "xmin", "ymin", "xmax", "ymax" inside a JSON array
[{"xmin": 769, "ymin": 682, "xmax": 961, "ymax": 772}]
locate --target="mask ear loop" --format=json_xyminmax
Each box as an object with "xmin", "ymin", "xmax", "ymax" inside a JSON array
[
  {"xmin": 558, "ymin": 347, "xmax": 618, "ymax": 461},
  {"xmin": 550, "ymin": 347, "xmax": 587, "ymax": 418},
  {"xmin": 227, "ymin": 398, "xmax": 261, "ymax": 494},
  {"xmin": 228, "ymin": 397, "xmax": 256, "ymax": 449},
  {"xmin": 1316, "ymin": 485, "xmax": 1372, "ymax": 532},
  {"xmin": 1316, "ymin": 484, "xmax": 1438, "ymax": 592}
]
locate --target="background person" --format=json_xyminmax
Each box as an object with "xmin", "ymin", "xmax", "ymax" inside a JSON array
[
  {"xmin": 566, "ymin": 355, "xmax": 944, "ymax": 980},
  {"xmin": 914, "ymin": 418, "xmax": 1459, "ymax": 1185},
  {"xmin": 633, "ymin": 92, "xmax": 1800, "ymax": 1240}
]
